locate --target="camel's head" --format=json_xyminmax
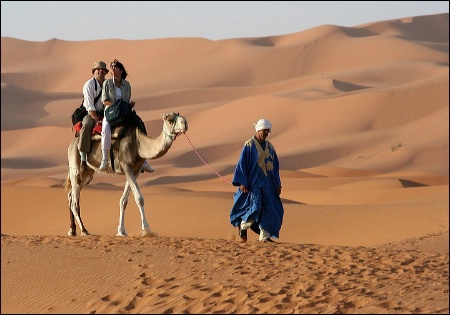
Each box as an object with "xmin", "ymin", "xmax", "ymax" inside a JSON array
[{"xmin": 162, "ymin": 112, "xmax": 188, "ymax": 140}]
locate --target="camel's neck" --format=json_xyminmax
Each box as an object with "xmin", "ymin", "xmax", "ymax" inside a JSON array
[{"xmin": 137, "ymin": 129, "xmax": 174, "ymax": 160}]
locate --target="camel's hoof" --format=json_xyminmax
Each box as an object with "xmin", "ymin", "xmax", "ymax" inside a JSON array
[
  {"xmin": 81, "ymin": 230, "xmax": 90, "ymax": 236},
  {"xmin": 116, "ymin": 232, "xmax": 128, "ymax": 237},
  {"xmin": 67, "ymin": 230, "xmax": 77, "ymax": 236},
  {"xmin": 142, "ymin": 229, "xmax": 155, "ymax": 238}
]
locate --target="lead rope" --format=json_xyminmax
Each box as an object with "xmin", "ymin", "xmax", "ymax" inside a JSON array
[{"xmin": 182, "ymin": 133, "xmax": 233, "ymax": 185}]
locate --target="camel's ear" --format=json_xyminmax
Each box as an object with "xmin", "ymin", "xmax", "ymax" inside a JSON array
[{"xmin": 161, "ymin": 113, "xmax": 167, "ymax": 120}]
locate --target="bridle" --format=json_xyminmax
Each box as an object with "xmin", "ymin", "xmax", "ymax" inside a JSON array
[{"xmin": 163, "ymin": 113, "xmax": 184, "ymax": 140}]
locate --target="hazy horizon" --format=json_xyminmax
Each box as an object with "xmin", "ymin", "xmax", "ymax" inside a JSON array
[{"xmin": 1, "ymin": 1, "xmax": 448, "ymax": 42}]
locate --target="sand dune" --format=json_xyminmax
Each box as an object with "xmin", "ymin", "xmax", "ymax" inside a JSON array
[{"xmin": 1, "ymin": 13, "xmax": 448, "ymax": 314}]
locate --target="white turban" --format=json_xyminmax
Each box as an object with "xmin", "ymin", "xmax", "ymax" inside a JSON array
[{"xmin": 254, "ymin": 119, "xmax": 272, "ymax": 132}]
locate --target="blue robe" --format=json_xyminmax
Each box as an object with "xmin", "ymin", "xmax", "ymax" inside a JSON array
[{"xmin": 229, "ymin": 137, "xmax": 284, "ymax": 238}]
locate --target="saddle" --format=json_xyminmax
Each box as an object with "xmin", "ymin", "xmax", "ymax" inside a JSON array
[{"xmin": 72, "ymin": 121, "xmax": 123, "ymax": 141}]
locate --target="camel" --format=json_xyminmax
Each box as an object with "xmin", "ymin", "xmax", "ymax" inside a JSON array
[{"xmin": 63, "ymin": 112, "xmax": 188, "ymax": 237}]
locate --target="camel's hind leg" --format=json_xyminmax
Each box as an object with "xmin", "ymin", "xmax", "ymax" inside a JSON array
[
  {"xmin": 66, "ymin": 137, "xmax": 91, "ymax": 236},
  {"xmin": 68, "ymin": 192, "xmax": 77, "ymax": 236},
  {"xmin": 68, "ymin": 170, "xmax": 90, "ymax": 236}
]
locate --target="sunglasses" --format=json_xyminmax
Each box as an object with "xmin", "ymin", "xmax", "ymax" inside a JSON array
[{"xmin": 110, "ymin": 59, "xmax": 121, "ymax": 69}]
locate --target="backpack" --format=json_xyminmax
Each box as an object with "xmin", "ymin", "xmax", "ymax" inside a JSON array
[
  {"xmin": 105, "ymin": 99, "xmax": 132, "ymax": 127},
  {"xmin": 71, "ymin": 78, "xmax": 101, "ymax": 126}
]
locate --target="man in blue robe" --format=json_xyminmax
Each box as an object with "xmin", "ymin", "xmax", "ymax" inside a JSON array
[{"xmin": 230, "ymin": 119, "xmax": 284, "ymax": 243}]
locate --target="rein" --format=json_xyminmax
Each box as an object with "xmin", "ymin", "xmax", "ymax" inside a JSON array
[
  {"xmin": 182, "ymin": 133, "xmax": 232, "ymax": 185},
  {"xmin": 163, "ymin": 114, "xmax": 233, "ymax": 185}
]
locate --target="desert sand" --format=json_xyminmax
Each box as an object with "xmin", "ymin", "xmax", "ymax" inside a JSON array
[{"xmin": 1, "ymin": 13, "xmax": 448, "ymax": 314}]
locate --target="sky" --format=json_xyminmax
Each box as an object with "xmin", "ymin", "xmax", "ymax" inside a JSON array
[{"xmin": 1, "ymin": 1, "xmax": 448, "ymax": 42}]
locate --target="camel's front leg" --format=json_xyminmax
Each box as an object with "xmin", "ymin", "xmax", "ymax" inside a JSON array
[
  {"xmin": 117, "ymin": 181, "xmax": 131, "ymax": 236},
  {"xmin": 122, "ymin": 165, "xmax": 152, "ymax": 237}
]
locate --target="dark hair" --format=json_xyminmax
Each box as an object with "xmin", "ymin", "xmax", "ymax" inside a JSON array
[{"xmin": 110, "ymin": 59, "xmax": 128, "ymax": 79}]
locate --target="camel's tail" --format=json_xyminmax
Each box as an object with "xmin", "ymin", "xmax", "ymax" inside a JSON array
[{"xmin": 63, "ymin": 172, "xmax": 71, "ymax": 191}]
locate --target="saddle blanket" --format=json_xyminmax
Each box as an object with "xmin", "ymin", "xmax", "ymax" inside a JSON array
[{"xmin": 72, "ymin": 121, "xmax": 122, "ymax": 141}]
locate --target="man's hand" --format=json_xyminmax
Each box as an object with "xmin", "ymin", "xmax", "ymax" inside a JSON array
[{"xmin": 240, "ymin": 185, "xmax": 249, "ymax": 193}]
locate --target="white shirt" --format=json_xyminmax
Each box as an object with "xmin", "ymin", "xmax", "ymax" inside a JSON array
[{"xmin": 82, "ymin": 77, "xmax": 103, "ymax": 113}]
